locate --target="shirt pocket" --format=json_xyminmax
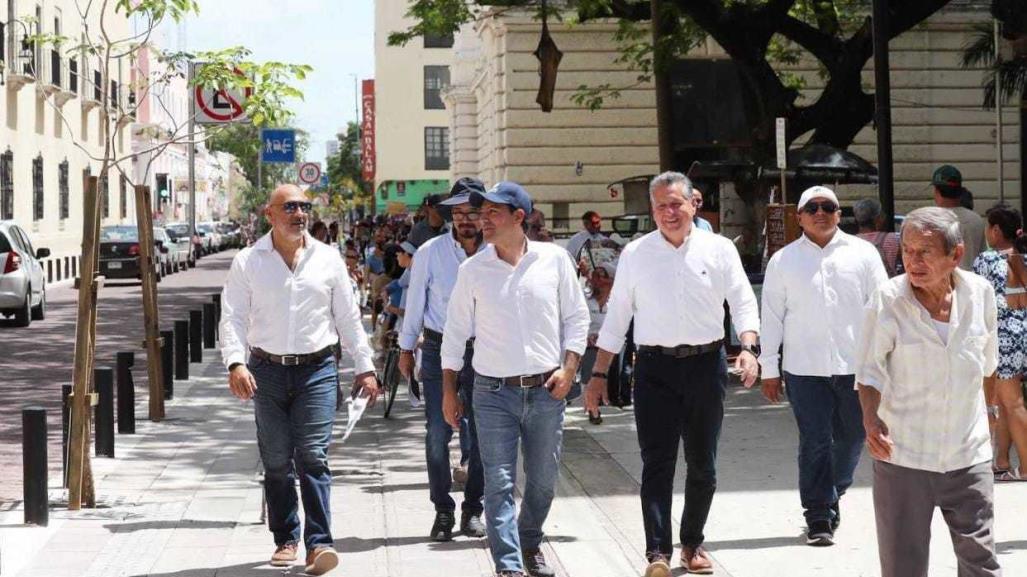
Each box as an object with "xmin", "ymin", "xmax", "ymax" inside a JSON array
[
  {"xmin": 888, "ymin": 341, "xmax": 936, "ymax": 405},
  {"xmin": 957, "ymin": 333, "xmax": 989, "ymax": 376}
]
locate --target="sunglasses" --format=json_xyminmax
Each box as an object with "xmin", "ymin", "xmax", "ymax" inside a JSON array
[
  {"xmin": 273, "ymin": 201, "xmax": 313, "ymax": 214},
  {"xmin": 801, "ymin": 200, "xmax": 838, "ymax": 215}
]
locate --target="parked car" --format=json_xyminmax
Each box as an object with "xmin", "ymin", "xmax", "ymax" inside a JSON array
[
  {"xmin": 216, "ymin": 221, "xmax": 242, "ymax": 248},
  {"xmin": 155, "ymin": 227, "xmax": 190, "ymax": 274},
  {"xmin": 0, "ymin": 221, "xmax": 49, "ymax": 327},
  {"xmin": 98, "ymin": 226, "xmax": 166, "ymax": 282},
  {"xmin": 197, "ymin": 222, "xmax": 222, "ymax": 252},
  {"xmin": 165, "ymin": 222, "xmax": 203, "ymax": 263}
]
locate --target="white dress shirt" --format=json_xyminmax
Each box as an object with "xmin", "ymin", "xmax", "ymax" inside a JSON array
[
  {"xmin": 855, "ymin": 270, "xmax": 998, "ymax": 473},
  {"xmin": 442, "ymin": 240, "xmax": 590, "ymax": 377},
  {"xmin": 399, "ymin": 232, "xmax": 477, "ymax": 351},
  {"xmin": 565, "ymin": 230, "xmax": 607, "ymax": 261},
  {"xmin": 759, "ymin": 231, "xmax": 888, "ymax": 379},
  {"xmin": 220, "ymin": 231, "xmax": 375, "ymax": 376},
  {"xmin": 596, "ymin": 229, "xmax": 759, "ymax": 353}
]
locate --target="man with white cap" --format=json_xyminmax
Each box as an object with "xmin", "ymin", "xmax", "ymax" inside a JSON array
[
  {"xmin": 759, "ymin": 185, "xmax": 888, "ymax": 546},
  {"xmin": 399, "ymin": 177, "xmax": 488, "ymax": 542}
]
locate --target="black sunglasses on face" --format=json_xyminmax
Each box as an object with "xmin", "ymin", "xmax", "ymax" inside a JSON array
[
  {"xmin": 273, "ymin": 201, "xmax": 313, "ymax": 214},
  {"xmin": 801, "ymin": 200, "xmax": 838, "ymax": 215}
]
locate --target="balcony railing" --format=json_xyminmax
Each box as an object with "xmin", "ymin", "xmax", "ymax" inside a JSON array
[{"xmin": 5, "ymin": 33, "xmax": 37, "ymax": 89}]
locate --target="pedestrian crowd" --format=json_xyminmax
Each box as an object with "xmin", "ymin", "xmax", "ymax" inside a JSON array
[{"xmin": 220, "ymin": 163, "xmax": 1022, "ymax": 577}]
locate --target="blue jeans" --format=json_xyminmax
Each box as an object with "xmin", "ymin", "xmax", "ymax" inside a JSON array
[
  {"xmin": 420, "ymin": 341, "xmax": 484, "ymax": 514},
  {"xmin": 250, "ymin": 355, "xmax": 338, "ymax": 550},
  {"xmin": 473, "ymin": 374, "xmax": 565, "ymax": 573},
  {"xmin": 783, "ymin": 372, "xmax": 865, "ymax": 524}
]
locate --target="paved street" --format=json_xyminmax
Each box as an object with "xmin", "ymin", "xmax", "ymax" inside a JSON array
[{"xmin": 1, "ymin": 254, "xmax": 1026, "ymax": 577}]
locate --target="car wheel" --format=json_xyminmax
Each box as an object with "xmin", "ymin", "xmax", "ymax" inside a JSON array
[
  {"xmin": 13, "ymin": 290, "xmax": 31, "ymax": 327},
  {"xmin": 31, "ymin": 286, "xmax": 46, "ymax": 321}
]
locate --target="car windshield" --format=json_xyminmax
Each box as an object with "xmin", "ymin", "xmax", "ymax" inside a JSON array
[
  {"xmin": 196, "ymin": 224, "xmax": 213, "ymax": 233},
  {"xmin": 101, "ymin": 226, "xmax": 139, "ymax": 242},
  {"xmin": 166, "ymin": 224, "xmax": 189, "ymax": 235}
]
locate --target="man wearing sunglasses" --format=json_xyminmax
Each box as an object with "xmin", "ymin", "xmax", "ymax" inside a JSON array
[
  {"xmin": 758, "ymin": 186, "xmax": 888, "ymax": 547},
  {"xmin": 399, "ymin": 177, "xmax": 488, "ymax": 543},
  {"xmin": 220, "ymin": 184, "xmax": 378, "ymax": 576}
]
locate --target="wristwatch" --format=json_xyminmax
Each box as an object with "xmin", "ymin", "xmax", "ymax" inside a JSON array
[
  {"xmin": 591, "ymin": 371, "xmax": 608, "ymax": 379},
  {"xmin": 740, "ymin": 344, "xmax": 761, "ymax": 358}
]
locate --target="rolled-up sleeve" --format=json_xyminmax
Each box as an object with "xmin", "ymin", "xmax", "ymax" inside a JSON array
[
  {"xmin": 441, "ymin": 264, "xmax": 475, "ymax": 372},
  {"xmin": 855, "ymin": 288, "xmax": 894, "ymax": 392},
  {"xmin": 399, "ymin": 248, "xmax": 430, "ymax": 351},
  {"xmin": 596, "ymin": 249, "xmax": 634, "ymax": 354},
  {"xmin": 558, "ymin": 253, "xmax": 590, "ymax": 356},
  {"xmin": 723, "ymin": 241, "xmax": 760, "ymax": 337},
  {"xmin": 331, "ymin": 257, "xmax": 376, "ymax": 376},
  {"xmin": 220, "ymin": 252, "xmax": 251, "ymax": 369},
  {"xmin": 758, "ymin": 254, "xmax": 786, "ymax": 379}
]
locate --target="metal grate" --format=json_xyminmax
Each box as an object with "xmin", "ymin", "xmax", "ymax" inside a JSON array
[
  {"xmin": 59, "ymin": 160, "xmax": 69, "ymax": 220},
  {"xmin": 0, "ymin": 151, "xmax": 13, "ymax": 220},
  {"xmin": 32, "ymin": 155, "xmax": 44, "ymax": 222}
]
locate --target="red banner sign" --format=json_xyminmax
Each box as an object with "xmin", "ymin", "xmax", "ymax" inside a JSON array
[{"xmin": 361, "ymin": 79, "xmax": 376, "ymax": 183}]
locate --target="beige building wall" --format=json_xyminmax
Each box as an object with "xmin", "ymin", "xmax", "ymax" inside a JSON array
[
  {"xmin": 1, "ymin": 0, "xmax": 132, "ymax": 283},
  {"xmin": 450, "ymin": 6, "xmax": 1018, "ymax": 226},
  {"xmin": 374, "ymin": 0, "xmax": 453, "ymax": 189}
]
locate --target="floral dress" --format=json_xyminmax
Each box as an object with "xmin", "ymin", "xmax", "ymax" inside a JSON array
[{"xmin": 973, "ymin": 250, "xmax": 1027, "ymax": 378}]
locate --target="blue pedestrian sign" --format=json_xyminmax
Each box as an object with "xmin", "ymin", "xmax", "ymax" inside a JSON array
[
  {"xmin": 261, "ymin": 129, "xmax": 296, "ymax": 163},
  {"xmin": 320, "ymin": 174, "xmax": 329, "ymax": 188}
]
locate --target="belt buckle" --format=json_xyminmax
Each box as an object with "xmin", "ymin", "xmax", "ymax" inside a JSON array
[
  {"xmin": 280, "ymin": 354, "xmax": 300, "ymax": 366},
  {"xmin": 518, "ymin": 375, "xmax": 535, "ymax": 388}
]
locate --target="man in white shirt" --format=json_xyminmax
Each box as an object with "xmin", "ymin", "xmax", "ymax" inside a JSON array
[
  {"xmin": 220, "ymin": 184, "xmax": 378, "ymax": 576},
  {"xmin": 585, "ymin": 172, "xmax": 759, "ymax": 577},
  {"xmin": 564, "ymin": 210, "xmax": 606, "ymax": 266},
  {"xmin": 441, "ymin": 182, "xmax": 590, "ymax": 577},
  {"xmin": 759, "ymin": 186, "xmax": 888, "ymax": 547},
  {"xmin": 856, "ymin": 207, "xmax": 1001, "ymax": 577},
  {"xmin": 398, "ymin": 178, "xmax": 487, "ymax": 542}
]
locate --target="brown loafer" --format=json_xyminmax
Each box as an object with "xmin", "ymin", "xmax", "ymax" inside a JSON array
[
  {"xmin": 305, "ymin": 546, "xmax": 339, "ymax": 575},
  {"xmin": 680, "ymin": 545, "xmax": 714, "ymax": 574},
  {"xmin": 643, "ymin": 553, "xmax": 672, "ymax": 577},
  {"xmin": 269, "ymin": 543, "xmax": 298, "ymax": 567}
]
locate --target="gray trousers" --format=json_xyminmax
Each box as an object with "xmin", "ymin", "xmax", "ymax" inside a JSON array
[{"xmin": 873, "ymin": 460, "xmax": 1001, "ymax": 577}]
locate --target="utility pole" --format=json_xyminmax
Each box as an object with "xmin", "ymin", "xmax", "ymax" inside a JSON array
[
  {"xmin": 872, "ymin": 0, "xmax": 895, "ymax": 231},
  {"xmin": 651, "ymin": 0, "xmax": 674, "ymax": 172},
  {"xmin": 188, "ymin": 63, "xmax": 197, "ymax": 244},
  {"xmin": 995, "ymin": 19, "xmax": 1005, "ymax": 202}
]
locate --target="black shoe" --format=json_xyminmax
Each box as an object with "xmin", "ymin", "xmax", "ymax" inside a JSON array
[
  {"xmin": 588, "ymin": 410, "xmax": 603, "ymax": 425},
  {"xmin": 523, "ymin": 548, "xmax": 555, "ymax": 577},
  {"xmin": 830, "ymin": 502, "xmax": 841, "ymax": 532},
  {"xmin": 806, "ymin": 520, "xmax": 835, "ymax": 546},
  {"xmin": 460, "ymin": 511, "xmax": 486, "ymax": 538},
  {"xmin": 430, "ymin": 511, "xmax": 455, "ymax": 542}
]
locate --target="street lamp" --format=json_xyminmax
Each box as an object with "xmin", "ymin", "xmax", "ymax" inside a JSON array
[{"xmin": 0, "ymin": 19, "xmax": 37, "ymax": 86}]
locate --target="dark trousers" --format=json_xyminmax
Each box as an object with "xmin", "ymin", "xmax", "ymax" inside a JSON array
[
  {"xmin": 783, "ymin": 372, "xmax": 865, "ymax": 524},
  {"xmin": 634, "ymin": 347, "xmax": 726, "ymax": 555}
]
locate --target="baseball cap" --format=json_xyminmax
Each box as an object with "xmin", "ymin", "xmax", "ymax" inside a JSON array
[
  {"xmin": 399, "ymin": 241, "xmax": 418, "ymax": 256},
  {"xmin": 422, "ymin": 194, "xmax": 445, "ymax": 208},
  {"xmin": 470, "ymin": 181, "xmax": 533, "ymax": 215},
  {"xmin": 797, "ymin": 186, "xmax": 839, "ymax": 211},
  {"xmin": 440, "ymin": 177, "xmax": 486, "ymax": 207},
  {"xmin": 932, "ymin": 165, "xmax": 963, "ymax": 194}
]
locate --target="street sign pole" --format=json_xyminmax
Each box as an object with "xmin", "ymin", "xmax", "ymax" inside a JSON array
[
  {"xmin": 188, "ymin": 63, "xmax": 197, "ymax": 246},
  {"xmin": 776, "ymin": 117, "xmax": 787, "ymax": 203}
]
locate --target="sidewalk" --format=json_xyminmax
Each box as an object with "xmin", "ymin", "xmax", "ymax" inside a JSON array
[{"xmin": 3, "ymin": 354, "xmax": 1027, "ymax": 576}]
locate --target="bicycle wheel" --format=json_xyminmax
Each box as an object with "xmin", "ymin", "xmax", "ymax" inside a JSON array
[{"xmin": 382, "ymin": 348, "xmax": 401, "ymax": 418}]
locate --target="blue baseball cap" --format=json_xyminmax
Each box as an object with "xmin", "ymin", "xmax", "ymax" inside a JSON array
[{"xmin": 470, "ymin": 181, "xmax": 532, "ymax": 215}]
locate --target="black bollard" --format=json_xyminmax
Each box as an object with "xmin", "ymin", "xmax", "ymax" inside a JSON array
[
  {"xmin": 61, "ymin": 384, "xmax": 71, "ymax": 488},
  {"xmin": 202, "ymin": 303, "xmax": 216, "ymax": 349},
  {"xmin": 189, "ymin": 310, "xmax": 202, "ymax": 363},
  {"xmin": 22, "ymin": 407, "xmax": 48, "ymax": 526},
  {"xmin": 94, "ymin": 368, "xmax": 115, "ymax": 457},
  {"xmin": 116, "ymin": 352, "xmax": 135, "ymax": 434},
  {"xmin": 160, "ymin": 329, "xmax": 174, "ymax": 399},
  {"xmin": 212, "ymin": 293, "xmax": 221, "ymax": 338},
  {"xmin": 174, "ymin": 320, "xmax": 190, "ymax": 380}
]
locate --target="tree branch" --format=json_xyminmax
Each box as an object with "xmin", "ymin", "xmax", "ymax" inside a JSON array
[{"xmin": 778, "ymin": 15, "xmax": 844, "ymax": 71}]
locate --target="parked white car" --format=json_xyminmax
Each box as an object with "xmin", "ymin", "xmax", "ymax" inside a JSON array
[{"xmin": 0, "ymin": 221, "xmax": 49, "ymax": 327}]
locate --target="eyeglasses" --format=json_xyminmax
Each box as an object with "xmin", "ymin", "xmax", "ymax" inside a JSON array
[
  {"xmin": 801, "ymin": 200, "xmax": 838, "ymax": 215},
  {"xmin": 271, "ymin": 201, "xmax": 313, "ymax": 214},
  {"xmin": 345, "ymin": 254, "xmax": 358, "ymax": 260},
  {"xmin": 451, "ymin": 210, "xmax": 481, "ymax": 221}
]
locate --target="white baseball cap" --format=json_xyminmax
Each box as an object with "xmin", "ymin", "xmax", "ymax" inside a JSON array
[{"xmin": 797, "ymin": 186, "xmax": 839, "ymax": 211}]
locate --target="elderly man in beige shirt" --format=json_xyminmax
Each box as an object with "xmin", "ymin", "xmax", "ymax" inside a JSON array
[{"xmin": 856, "ymin": 206, "xmax": 1001, "ymax": 577}]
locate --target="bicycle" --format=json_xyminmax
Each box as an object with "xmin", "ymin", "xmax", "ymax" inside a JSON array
[{"xmin": 379, "ymin": 331, "xmax": 403, "ymax": 418}]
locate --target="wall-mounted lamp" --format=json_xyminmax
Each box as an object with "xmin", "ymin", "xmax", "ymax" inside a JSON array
[{"xmin": 0, "ymin": 19, "xmax": 37, "ymax": 86}]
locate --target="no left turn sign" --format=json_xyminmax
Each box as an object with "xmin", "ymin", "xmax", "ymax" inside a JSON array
[
  {"xmin": 192, "ymin": 63, "xmax": 253, "ymax": 125},
  {"xmin": 298, "ymin": 162, "xmax": 322, "ymax": 185}
]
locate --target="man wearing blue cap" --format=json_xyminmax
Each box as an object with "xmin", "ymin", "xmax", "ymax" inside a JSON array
[
  {"xmin": 399, "ymin": 177, "xmax": 488, "ymax": 542},
  {"xmin": 441, "ymin": 181, "xmax": 591, "ymax": 577}
]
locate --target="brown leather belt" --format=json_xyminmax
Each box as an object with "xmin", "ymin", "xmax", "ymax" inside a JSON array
[
  {"xmin": 480, "ymin": 369, "xmax": 557, "ymax": 389},
  {"xmin": 638, "ymin": 340, "xmax": 722, "ymax": 359},
  {"xmin": 250, "ymin": 345, "xmax": 335, "ymax": 366},
  {"xmin": 423, "ymin": 328, "xmax": 474, "ymax": 349}
]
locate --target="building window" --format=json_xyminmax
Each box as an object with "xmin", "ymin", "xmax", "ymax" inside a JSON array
[
  {"xmin": 32, "ymin": 155, "xmax": 44, "ymax": 221},
  {"xmin": 424, "ymin": 33, "xmax": 454, "ymax": 49},
  {"xmin": 101, "ymin": 174, "xmax": 110, "ymax": 219},
  {"xmin": 119, "ymin": 174, "xmax": 127, "ymax": 219},
  {"xmin": 423, "ymin": 65, "xmax": 449, "ymax": 110},
  {"xmin": 424, "ymin": 127, "xmax": 450, "ymax": 171},
  {"xmin": 59, "ymin": 160, "xmax": 69, "ymax": 220},
  {"xmin": 0, "ymin": 151, "xmax": 13, "ymax": 220}
]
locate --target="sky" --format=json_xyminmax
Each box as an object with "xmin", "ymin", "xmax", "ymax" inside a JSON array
[{"xmin": 158, "ymin": 0, "xmax": 374, "ymax": 163}]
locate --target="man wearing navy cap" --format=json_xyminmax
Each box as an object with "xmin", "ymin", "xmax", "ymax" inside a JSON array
[
  {"xmin": 442, "ymin": 182, "xmax": 591, "ymax": 577},
  {"xmin": 931, "ymin": 165, "xmax": 984, "ymax": 270},
  {"xmin": 409, "ymin": 193, "xmax": 448, "ymax": 248},
  {"xmin": 399, "ymin": 177, "xmax": 488, "ymax": 542}
]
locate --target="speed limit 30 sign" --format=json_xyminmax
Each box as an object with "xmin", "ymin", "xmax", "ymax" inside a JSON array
[{"xmin": 298, "ymin": 162, "xmax": 322, "ymax": 185}]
